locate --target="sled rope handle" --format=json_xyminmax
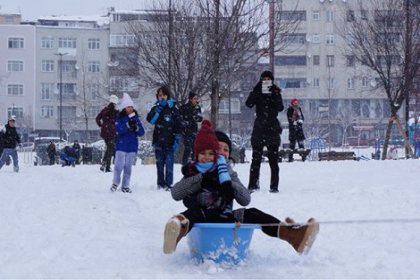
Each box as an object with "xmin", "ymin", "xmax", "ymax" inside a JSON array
[{"xmin": 257, "ymin": 218, "xmax": 420, "ymax": 227}]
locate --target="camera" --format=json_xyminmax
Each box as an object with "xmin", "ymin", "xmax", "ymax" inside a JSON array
[{"xmin": 261, "ymin": 80, "xmax": 272, "ymax": 94}]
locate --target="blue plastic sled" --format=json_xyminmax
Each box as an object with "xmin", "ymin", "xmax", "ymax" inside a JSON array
[{"xmin": 187, "ymin": 223, "xmax": 260, "ymax": 264}]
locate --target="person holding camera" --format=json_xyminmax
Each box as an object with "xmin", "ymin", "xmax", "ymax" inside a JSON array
[
  {"xmin": 287, "ymin": 98, "xmax": 305, "ymax": 162},
  {"xmin": 245, "ymin": 70, "xmax": 284, "ymax": 193},
  {"xmin": 110, "ymin": 93, "xmax": 145, "ymax": 193}
]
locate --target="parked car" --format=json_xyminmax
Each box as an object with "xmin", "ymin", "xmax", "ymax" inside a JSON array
[{"xmin": 34, "ymin": 137, "xmax": 68, "ymax": 150}]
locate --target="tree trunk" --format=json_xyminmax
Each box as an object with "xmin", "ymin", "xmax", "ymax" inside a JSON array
[
  {"xmin": 381, "ymin": 117, "xmax": 394, "ymax": 160},
  {"xmin": 394, "ymin": 116, "xmax": 414, "ymax": 158}
]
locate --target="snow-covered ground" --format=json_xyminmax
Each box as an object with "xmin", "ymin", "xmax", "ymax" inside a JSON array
[{"xmin": 1, "ymin": 151, "xmax": 420, "ymax": 278}]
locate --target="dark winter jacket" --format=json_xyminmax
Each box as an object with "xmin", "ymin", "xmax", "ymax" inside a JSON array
[
  {"xmin": 115, "ymin": 109, "xmax": 145, "ymax": 153},
  {"xmin": 287, "ymin": 106, "xmax": 305, "ymax": 142},
  {"xmin": 146, "ymin": 99, "xmax": 182, "ymax": 147},
  {"xmin": 47, "ymin": 143, "xmax": 56, "ymax": 156},
  {"xmin": 171, "ymin": 160, "xmax": 250, "ymax": 218},
  {"xmin": 96, "ymin": 103, "xmax": 118, "ymax": 140},
  {"xmin": 179, "ymin": 101, "xmax": 203, "ymax": 138},
  {"xmin": 1, "ymin": 124, "xmax": 21, "ymax": 149},
  {"xmin": 245, "ymin": 81, "xmax": 284, "ymax": 146}
]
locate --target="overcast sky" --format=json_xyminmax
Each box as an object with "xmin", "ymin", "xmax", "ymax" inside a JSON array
[{"xmin": 0, "ymin": 0, "xmax": 151, "ymax": 21}]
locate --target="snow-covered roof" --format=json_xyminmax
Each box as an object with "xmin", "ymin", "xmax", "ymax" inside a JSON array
[{"xmin": 37, "ymin": 15, "xmax": 110, "ymax": 26}]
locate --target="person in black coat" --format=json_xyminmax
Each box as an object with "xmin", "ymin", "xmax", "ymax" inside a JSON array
[
  {"xmin": 146, "ymin": 85, "xmax": 182, "ymax": 190},
  {"xmin": 47, "ymin": 141, "xmax": 56, "ymax": 165},
  {"xmin": 245, "ymin": 70, "xmax": 284, "ymax": 193},
  {"xmin": 287, "ymin": 98, "xmax": 305, "ymax": 162},
  {"xmin": 179, "ymin": 92, "xmax": 203, "ymax": 166},
  {"xmin": 0, "ymin": 116, "xmax": 21, "ymax": 172}
]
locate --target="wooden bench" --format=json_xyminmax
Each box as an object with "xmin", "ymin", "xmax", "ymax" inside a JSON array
[{"xmin": 318, "ymin": 151, "xmax": 356, "ymax": 161}]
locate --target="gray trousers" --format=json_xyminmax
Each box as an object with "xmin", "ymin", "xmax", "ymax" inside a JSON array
[{"xmin": 112, "ymin": 151, "xmax": 137, "ymax": 188}]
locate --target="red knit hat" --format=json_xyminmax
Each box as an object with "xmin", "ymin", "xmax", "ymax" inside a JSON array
[
  {"xmin": 291, "ymin": 98, "xmax": 298, "ymax": 105},
  {"xmin": 194, "ymin": 120, "xmax": 219, "ymax": 159}
]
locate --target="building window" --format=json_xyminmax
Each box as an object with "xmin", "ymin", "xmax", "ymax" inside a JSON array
[
  {"xmin": 313, "ymin": 55, "xmax": 320, "ymax": 66},
  {"xmin": 219, "ymin": 98, "xmax": 241, "ymax": 114},
  {"xmin": 327, "ymin": 78, "xmax": 335, "ymax": 89},
  {"xmin": 313, "ymin": 78, "xmax": 320, "ymax": 87},
  {"xmin": 8, "ymin": 60, "xmax": 24, "ymax": 72},
  {"xmin": 326, "ymin": 34, "xmax": 334, "ymax": 45},
  {"xmin": 88, "ymin": 83, "xmax": 100, "ymax": 100},
  {"xmin": 110, "ymin": 33, "xmax": 136, "ymax": 47},
  {"xmin": 346, "ymin": 55, "xmax": 355, "ymax": 67},
  {"xmin": 62, "ymin": 106, "xmax": 77, "ymax": 118},
  {"xmin": 41, "ymin": 106, "xmax": 54, "ymax": 118},
  {"xmin": 8, "ymin": 37, "xmax": 24, "ymax": 49},
  {"xmin": 88, "ymin": 61, "xmax": 100, "ymax": 73},
  {"xmin": 7, "ymin": 84, "xmax": 24, "ymax": 96},
  {"xmin": 58, "ymin": 37, "xmax": 77, "ymax": 48},
  {"xmin": 282, "ymin": 33, "xmax": 306, "ymax": 44},
  {"xmin": 362, "ymin": 77, "xmax": 369, "ymax": 87},
  {"xmin": 326, "ymin": 10, "xmax": 334, "ymax": 22},
  {"xmin": 347, "ymin": 78, "xmax": 355, "ymax": 89},
  {"xmin": 361, "ymin": 10, "xmax": 369, "ymax": 20},
  {"xmin": 42, "ymin": 60, "xmax": 55, "ymax": 72},
  {"xmin": 312, "ymin": 34, "xmax": 320, "ymax": 43},
  {"xmin": 41, "ymin": 83, "xmax": 55, "ymax": 100},
  {"xmin": 278, "ymin": 11, "xmax": 306, "ymax": 21},
  {"xmin": 327, "ymin": 55, "xmax": 335, "ymax": 67},
  {"xmin": 312, "ymin": 11, "xmax": 320, "ymax": 21},
  {"xmin": 88, "ymin": 38, "xmax": 100, "ymax": 49},
  {"xmin": 57, "ymin": 83, "xmax": 77, "ymax": 96},
  {"xmin": 279, "ymin": 78, "xmax": 308, "ymax": 89},
  {"xmin": 275, "ymin": 56, "xmax": 307, "ymax": 66},
  {"xmin": 8, "ymin": 107, "xmax": 23, "ymax": 119},
  {"xmin": 41, "ymin": 37, "xmax": 54, "ymax": 48}
]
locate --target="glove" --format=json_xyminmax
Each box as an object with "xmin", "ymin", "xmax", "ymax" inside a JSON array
[
  {"xmin": 217, "ymin": 154, "xmax": 231, "ymax": 184},
  {"xmin": 173, "ymin": 135, "xmax": 180, "ymax": 152},
  {"xmin": 128, "ymin": 119, "xmax": 138, "ymax": 131},
  {"xmin": 158, "ymin": 99, "xmax": 167, "ymax": 107}
]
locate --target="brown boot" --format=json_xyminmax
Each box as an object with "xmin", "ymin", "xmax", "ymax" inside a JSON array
[
  {"xmin": 278, "ymin": 217, "xmax": 319, "ymax": 254},
  {"xmin": 163, "ymin": 214, "xmax": 190, "ymax": 254}
]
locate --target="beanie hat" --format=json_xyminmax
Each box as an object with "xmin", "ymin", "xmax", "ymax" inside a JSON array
[
  {"xmin": 120, "ymin": 92, "xmax": 134, "ymax": 109},
  {"xmin": 291, "ymin": 98, "xmax": 298, "ymax": 105},
  {"xmin": 260, "ymin": 70, "xmax": 274, "ymax": 81},
  {"xmin": 215, "ymin": 130, "xmax": 232, "ymax": 154},
  {"xmin": 194, "ymin": 120, "xmax": 219, "ymax": 159},
  {"xmin": 188, "ymin": 91, "xmax": 196, "ymax": 99},
  {"xmin": 8, "ymin": 115, "xmax": 16, "ymax": 121},
  {"xmin": 109, "ymin": 94, "xmax": 118, "ymax": 105}
]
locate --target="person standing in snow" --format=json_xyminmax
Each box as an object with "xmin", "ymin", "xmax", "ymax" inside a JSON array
[
  {"xmin": 287, "ymin": 98, "xmax": 306, "ymax": 162},
  {"xmin": 163, "ymin": 122, "xmax": 319, "ymax": 255},
  {"xmin": 0, "ymin": 116, "xmax": 21, "ymax": 172},
  {"xmin": 110, "ymin": 93, "xmax": 145, "ymax": 193},
  {"xmin": 179, "ymin": 92, "xmax": 203, "ymax": 166},
  {"xmin": 96, "ymin": 95, "xmax": 119, "ymax": 172},
  {"xmin": 47, "ymin": 141, "xmax": 56, "ymax": 165},
  {"xmin": 146, "ymin": 85, "xmax": 182, "ymax": 191},
  {"xmin": 245, "ymin": 70, "xmax": 284, "ymax": 193}
]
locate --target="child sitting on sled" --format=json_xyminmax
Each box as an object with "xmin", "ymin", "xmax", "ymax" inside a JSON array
[{"xmin": 163, "ymin": 120, "xmax": 319, "ymax": 255}]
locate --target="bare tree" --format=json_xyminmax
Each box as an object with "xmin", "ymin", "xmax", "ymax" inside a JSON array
[
  {"xmin": 125, "ymin": 0, "xmax": 300, "ymax": 128},
  {"xmin": 339, "ymin": 0, "xmax": 420, "ymax": 159}
]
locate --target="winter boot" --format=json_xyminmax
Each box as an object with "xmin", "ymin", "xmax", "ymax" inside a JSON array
[
  {"xmin": 163, "ymin": 214, "xmax": 190, "ymax": 254},
  {"xmin": 110, "ymin": 184, "xmax": 118, "ymax": 192},
  {"xmin": 121, "ymin": 187, "xmax": 132, "ymax": 193},
  {"xmin": 278, "ymin": 217, "xmax": 319, "ymax": 254}
]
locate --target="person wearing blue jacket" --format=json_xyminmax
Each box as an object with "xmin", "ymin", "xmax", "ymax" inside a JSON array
[
  {"xmin": 146, "ymin": 85, "xmax": 182, "ymax": 191},
  {"xmin": 110, "ymin": 93, "xmax": 145, "ymax": 193}
]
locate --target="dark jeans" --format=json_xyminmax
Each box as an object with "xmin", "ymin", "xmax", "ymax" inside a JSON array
[
  {"xmin": 182, "ymin": 136, "xmax": 195, "ymax": 166},
  {"xmin": 155, "ymin": 145, "xmax": 175, "ymax": 187},
  {"xmin": 243, "ymin": 207, "xmax": 280, "ymax": 238},
  {"xmin": 102, "ymin": 138, "xmax": 115, "ymax": 169},
  {"xmin": 48, "ymin": 154, "xmax": 55, "ymax": 165},
  {"xmin": 249, "ymin": 142, "xmax": 279, "ymax": 191},
  {"xmin": 182, "ymin": 204, "xmax": 235, "ymax": 233}
]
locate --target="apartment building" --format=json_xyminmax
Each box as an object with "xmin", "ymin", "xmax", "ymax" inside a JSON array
[
  {"xmin": 275, "ymin": 0, "xmax": 407, "ymax": 144},
  {"xmin": 34, "ymin": 15, "xmax": 110, "ymax": 141},
  {"xmin": 0, "ymin": 14, "xmax": 36, "ymax": 139}
]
